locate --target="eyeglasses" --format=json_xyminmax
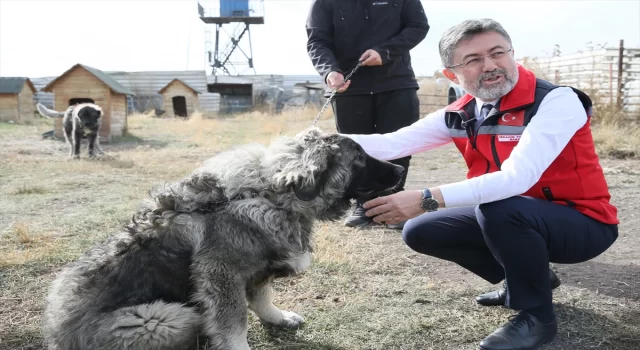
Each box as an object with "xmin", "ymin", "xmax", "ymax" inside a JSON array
[{"xmin": 447, "ymin": 49, "xmax": 513, "ymax": 69}]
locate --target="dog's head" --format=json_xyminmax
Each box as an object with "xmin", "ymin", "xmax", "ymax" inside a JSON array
[
  {"xmin": 76, "ymin": 104, "xmax": 103, "ymax": 129},
  {"xmin": 145, "ymin": 126, "xmax": 404, "ymax": 224},
  {"xmin": 269, "ymin": 127, "xmax": 404, "ymax": 219}
]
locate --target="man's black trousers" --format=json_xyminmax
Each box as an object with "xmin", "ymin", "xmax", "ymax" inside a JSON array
[
  {"xmin": 402, "ymin": 196, "xmax": 618, "ymax": 311},
  {"xmin": 330, "ymin": 87, "xmax": 420, "ymax": 192}
]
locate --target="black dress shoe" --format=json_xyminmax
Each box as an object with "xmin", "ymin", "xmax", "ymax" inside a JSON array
[
  {"xmin": 476, "ymin": 269, "xmax": 561, "ymax": 307},
  {"xmin": 479, "ymin": 311, "xmax": 557, "ymax": 350}
]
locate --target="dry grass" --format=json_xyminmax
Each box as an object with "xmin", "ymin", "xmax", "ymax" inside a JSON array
[
  {"xmin": 592, "ymin": 122, "xmax": 640, "ymax": 159},
  {"xmin": 1, "ymin": 105, "xmax": 639, "ymax": 349},
  {"xmin": 10, "ymin": 185, "xmax": 48, "ymax": 196}
]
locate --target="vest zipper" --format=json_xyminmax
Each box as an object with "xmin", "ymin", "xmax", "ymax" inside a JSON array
[
  {"xmin": 543, "ymin": 186, "xmax": 577, "ymax": 208},
  {"xmin": 453, "ymin": 109, "xmax": 490, "ymax": 172},
  {"xmin": 542, "ymin": 187, "xmax": 554, "ymax": 201},
  {"xmin": 490, "ymin": 134, "xmax": 502, "ymax": 170},
  {"xmin": 457, "ymin": 110, "xmax": 478, "ymax": 149}
]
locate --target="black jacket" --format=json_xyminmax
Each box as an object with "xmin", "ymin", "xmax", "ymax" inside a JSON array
[{"xmin": 306, "ymin": 0, "xmax": 429, "ymax": 96}]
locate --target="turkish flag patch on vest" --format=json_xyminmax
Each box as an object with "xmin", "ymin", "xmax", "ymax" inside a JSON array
[
  {"xmin": 497, "ymin": 110, "xmax": 525, "ymax": 142},
  {"xmin": 498, "ymin": 110, "xmax": 525, "ymax": 126}
]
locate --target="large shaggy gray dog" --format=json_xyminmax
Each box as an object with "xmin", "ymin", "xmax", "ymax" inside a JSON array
[
  {"xmin": 42, "ymin": 127, "xmax": 404, "ymax": 350},
  {"xmin": 36, "ymin": 102, "xmax": 104, "ymax": 159}
]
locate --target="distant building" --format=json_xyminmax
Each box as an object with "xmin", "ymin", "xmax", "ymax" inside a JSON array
[
  {"xmin": 207, "ymin": 74, "xmax": 324, "ymax": 114},
  {"xmin": 104, "ymin": 70, "xmax": 220, "ymax": 115},
  {"xmin": 30, "ymin": 68, "xmax": 328, "ymax": 117},
  {"xmin": 0, "ymin": 77, "xmax": 37, "ymax": 122}
]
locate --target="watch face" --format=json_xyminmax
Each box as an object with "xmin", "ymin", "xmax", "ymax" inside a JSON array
[{"xmin": 422, "ymin": 198, "xmax": 438, "ymax": 211}]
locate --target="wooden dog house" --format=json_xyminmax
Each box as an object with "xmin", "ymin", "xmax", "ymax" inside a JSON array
[
  {"xmin": 158, "ymin": 78, "xmax": 201, "ymax": 118},
  {"xmin": 0, "ymin": 77, "xmax": 37, "ymax": 122},
  {"xmin": 41, "ymin": 63, "xmax": 134, "ymax": 141}
]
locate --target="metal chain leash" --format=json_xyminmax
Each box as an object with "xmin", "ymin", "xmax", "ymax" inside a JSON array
[{"xmin": 311, "ymin": 61, "xmax": 363, "ymax": 125}]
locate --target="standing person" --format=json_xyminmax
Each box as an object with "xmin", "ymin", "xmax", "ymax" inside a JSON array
[
  {"xmin": 342, "ymin": 18, "xmax": 619, "ymax": 349},
  {"xmin": 305, "ymin": 0, "xmax": 430, "ymax": 229}
]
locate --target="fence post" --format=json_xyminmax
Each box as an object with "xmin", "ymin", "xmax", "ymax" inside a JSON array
[
  {"xmin": 609, "ymin": 63, "xmax": 613, "ymax": 105},
  {"xmin": 616, "ymin": 39, "xmax": 624, "ymax": 111}
]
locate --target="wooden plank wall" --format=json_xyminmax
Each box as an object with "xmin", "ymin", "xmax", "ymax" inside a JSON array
[
  {"xmin": 110, "ymin": 94, "xmax": 127, "ymax": 137},
  {"xmin": 18, "ymin": 83, "xmax": 35, "ymax": 120},
  {"xmin": 0, "ymin": 94, "xmax": 18, "ymax": 122}
]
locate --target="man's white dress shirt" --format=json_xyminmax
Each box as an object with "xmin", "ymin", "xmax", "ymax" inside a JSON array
[{"xmin": 343, "ymin": 87, "xmax": 588, "ymax": 208}]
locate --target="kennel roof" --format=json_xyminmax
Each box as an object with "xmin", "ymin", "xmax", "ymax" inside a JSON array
[
  {"xmin": 157, "ymin": 78, "xmax": 201, "ymax": 94},
  {"xmin": 0, "ymin": 77, "xmax": 37, "ymax": 94},
  {"xmin": 41, "ymin": 63, "xmax": 134, "ymax": 96}
]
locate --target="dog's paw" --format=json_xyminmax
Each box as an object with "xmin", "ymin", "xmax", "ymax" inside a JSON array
[{"xmin": 279, "ymin": 310, "xmax": 305, "ymax": 328}]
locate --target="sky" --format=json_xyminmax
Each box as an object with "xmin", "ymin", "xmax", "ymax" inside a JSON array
[{"xmin": 0, "ymin": 0, "xmax": 639, "ymax": 79}]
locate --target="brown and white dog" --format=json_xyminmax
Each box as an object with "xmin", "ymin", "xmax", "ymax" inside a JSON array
[{"xmin": 37, "ymin": 103, "xmax": 104, "ymax": 159}]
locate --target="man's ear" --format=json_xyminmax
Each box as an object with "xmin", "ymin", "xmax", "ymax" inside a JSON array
[{"xmin": 442, "ymin": 68, "xmax": 460, "ymax": 85}]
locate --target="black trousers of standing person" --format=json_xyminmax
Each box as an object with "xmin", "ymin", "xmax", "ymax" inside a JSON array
[
  {"xmin": 402, "ymin": 196, "xmax": 618, "ymax": 312},
  {"xmin": 330, "ymin": 87, "xmax": 421, "ymax": 193}
]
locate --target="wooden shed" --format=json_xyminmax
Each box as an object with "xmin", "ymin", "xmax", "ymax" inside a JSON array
[
  {"xmin": 41, "ymin": 63, "xmax": 134, "ymax": 142},
  {"xmin": 0, "ymin": 77, "xmax": 37, "ymax": 123},
  {"xmin": 158, "ymin": 78, "xmax": 201, "ymax": 117}
]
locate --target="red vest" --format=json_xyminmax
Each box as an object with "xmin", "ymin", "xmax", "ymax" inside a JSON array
[{"xmin": 444, "ymin": 65, "xmax": 618, "ymax": 225}]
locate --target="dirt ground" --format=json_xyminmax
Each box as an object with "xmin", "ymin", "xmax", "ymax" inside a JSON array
[{"xmin": 0, "ymin": 113, "xmax": 639, "ymax": 350}]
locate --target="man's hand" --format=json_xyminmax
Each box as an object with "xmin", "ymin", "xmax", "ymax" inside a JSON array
[
  {"xmin": 327, "ymin": 71, "xmax": 351, "ymax": 92},
  {"xmin": 362, "ymin": 190, "xmax": 424, "ymax": 225},
  {"xmin": 360, "ymin": 49, "xmax": 383, "ymax": 66}
]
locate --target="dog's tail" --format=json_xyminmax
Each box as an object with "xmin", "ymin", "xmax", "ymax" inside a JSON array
[
  {"xmin": 36, "ymin": 103, "xmax": 66, "ymax": 118},
  {"xmin": 45, "ymin": 301, "xmax": 202, "ymax": 350}
]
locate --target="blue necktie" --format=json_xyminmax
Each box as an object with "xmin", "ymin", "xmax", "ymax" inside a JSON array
[{"xmin": 475, "ymin": 103, "xmax": 493, "ymax": 134}]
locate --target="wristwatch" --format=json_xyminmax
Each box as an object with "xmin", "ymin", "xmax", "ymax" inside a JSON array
[{"xmin": 420, "ymin": 188, "xmax": 439, "ymax": 212}]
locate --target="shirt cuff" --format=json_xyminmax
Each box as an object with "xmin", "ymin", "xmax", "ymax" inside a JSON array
[{"xmin": 438, "ymin": 180, "xmax": 476, "ymax": 208}]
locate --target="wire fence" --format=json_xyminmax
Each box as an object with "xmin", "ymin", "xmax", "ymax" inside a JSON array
[
  {"xmin": 417, "ymin": 93, "xmax": 448, "ymax": 115},
  {"xmin": 416, "ymin": 41, "xmax": 640, "ymax": 121},
  {"xmin": 519, "ymin": 41, "xmax": 640, "ymax": 118}
]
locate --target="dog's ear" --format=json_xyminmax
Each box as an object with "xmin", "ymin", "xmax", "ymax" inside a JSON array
[
  {"xmin": 272, "ymin": 131, "xmax": 337, "ymax": 201},
  {"xmin": 293, "ymin": 167, "xmax": 326, "ymax": 201}
]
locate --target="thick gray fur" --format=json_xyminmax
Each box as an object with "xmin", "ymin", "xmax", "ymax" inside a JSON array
[
  {"xmin": 42, "ymin": 126, "xmax": 404, "ymax": 350},
  {"xmin": 36, "ymin": 102, "xmax": 104, "ymax": 159}
]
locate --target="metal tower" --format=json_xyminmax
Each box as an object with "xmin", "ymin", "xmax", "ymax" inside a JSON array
[{"xmin": 198, "ymin": 0, "xmax": 264, "ymax": 77}]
